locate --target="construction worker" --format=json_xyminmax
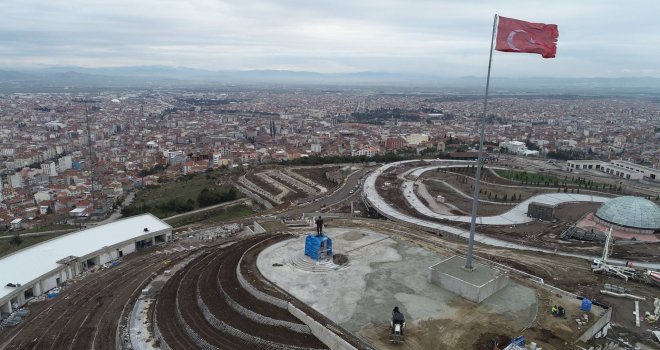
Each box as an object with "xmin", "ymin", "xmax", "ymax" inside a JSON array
[
  {"xmin": 391, "ymin": 306, "xmax": 405, "ymax": 335},
  {"xmin": 557, "ymin": 305, "xmax": 565, "ymax": 317},
  {"xmin": 551, "ymin": 305, "xmax": 558, "ymax": 316}
]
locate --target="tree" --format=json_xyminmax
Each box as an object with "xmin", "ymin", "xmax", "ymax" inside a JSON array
[
  {"xmin": 197, "ymin": 186, "xmax": 239, "ymax": 207},
  {"xmin": 9, "ymin": 234, "xmax": 23, "ymax": 246}
]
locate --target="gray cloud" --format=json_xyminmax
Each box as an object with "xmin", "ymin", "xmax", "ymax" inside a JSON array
[{"xmin": 0, "ymin": 0, "xmax": 658, "ymax": 77}]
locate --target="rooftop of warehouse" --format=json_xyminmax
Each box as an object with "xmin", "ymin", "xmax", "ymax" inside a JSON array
[{"xmin": 0, "ymin": 213, "xmax": 171, "ymax": 302}]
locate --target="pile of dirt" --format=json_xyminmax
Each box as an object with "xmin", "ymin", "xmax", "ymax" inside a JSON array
[
  {"xmin": 472, "ymin": 333, "xmax": 512, "ymax": 350},
  {"xmin": 333, "ymin": 253, "xmax": 349, "ymax": 265}
]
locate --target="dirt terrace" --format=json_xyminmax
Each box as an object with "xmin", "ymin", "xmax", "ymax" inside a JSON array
[
  {"xmin": 155, "ymin": 234, "xmax": 328, "ymax": 350},
  {"xmin": 246, "ymin": 173, "xmax": 281, "ymax": 196},
  {"xmin": 291, "ymin": 166, "xmax": 341, "ymax": 190},
  {"xmin": 0, "ymin": 246, "xmax": 193, "ymax": 349}
]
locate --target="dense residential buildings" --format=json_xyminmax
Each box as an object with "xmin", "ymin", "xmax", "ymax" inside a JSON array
[{"xmin": 0, "ymin": 90, "xmax": 658, "ymax": 229}]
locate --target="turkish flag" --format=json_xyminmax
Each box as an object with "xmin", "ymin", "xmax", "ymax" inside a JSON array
[{"xmin": 495, "ymin": 16, "xmax": 558, "ymax": 58}]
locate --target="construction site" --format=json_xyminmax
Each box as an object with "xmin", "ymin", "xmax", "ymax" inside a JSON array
[{"xmin": 1, "ymin": 160, "xmax": 659, "ymax": 350}]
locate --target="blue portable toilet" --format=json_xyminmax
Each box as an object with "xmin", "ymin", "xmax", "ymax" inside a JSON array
[
  {"xmin": 304, "ymin": 234, "xmax": 333, "ymax": 260},
  {"xmin": 581, "ymin": 299, "xmax": 592, "ymax": 312}
]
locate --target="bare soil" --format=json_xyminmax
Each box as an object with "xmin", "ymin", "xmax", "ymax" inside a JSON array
[
  {"xmin": 424, "ymin": 173, "xmax": 557, "ymax": 203},
  {"xmin": 0, "ymin": 246, "xmax": 192, "ymax": 349},
  {"xmin": 291, "ymin": 166, "xmax": 341, "ymax": 189},
  {"xmin": 282, "ymin": 189, "xmax": 307, "ymax": 202},
  {"xmin": 472, "ymin": 333, "xmax": 512, "ymax": 350},
  {"xmin": 422, "ymin": 180, "xmax": 513, "ymax": 216},
  {"xmin": 246, "ymin": 173, "xmax": 281, "ymax": 196}
]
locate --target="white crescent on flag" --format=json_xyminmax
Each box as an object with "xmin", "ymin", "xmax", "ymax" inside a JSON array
[
  {"xmin": 506, "ymin": 29, "xmax": 525, "ymax": 51},
  {"xmin": 506, "ymin": 29, "xmax": 539, "ymax": 52}
]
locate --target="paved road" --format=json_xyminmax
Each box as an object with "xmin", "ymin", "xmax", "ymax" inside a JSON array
[
  {"xmin": 0, "ymin": 228, "xmax": 77, "ymax": 240},
  {"xmin": 94, "ymin": 191, "xmax": 137, "ymax": 225},
  {"xmin": 285, "ymin": 167, "xmax": 370, "ymax": 215}
]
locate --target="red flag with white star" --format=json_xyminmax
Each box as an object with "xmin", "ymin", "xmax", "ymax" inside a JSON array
[{"xmin": 495, "ymin": 16, "xmax": 558, "ymax": 58}]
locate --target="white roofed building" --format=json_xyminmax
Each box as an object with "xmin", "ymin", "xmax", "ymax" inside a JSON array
[{"xmin": 0, "ymin": 214, "xmax": 172, "ymax": 314}]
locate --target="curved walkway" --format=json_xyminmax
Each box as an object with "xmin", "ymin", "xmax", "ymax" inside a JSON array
[
  {"xmin": 402, "ymin": 163, "xmax": 609, "ymax": 225},
  {"xmin": 363, "ymin": 160, "xmax": 660, "ymax": 270},
  {"xmin": 403, "ymin": 182, "xmax": 608, "ymax": 225}
]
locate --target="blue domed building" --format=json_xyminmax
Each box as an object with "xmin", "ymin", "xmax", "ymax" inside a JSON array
[{"xmin": 594, "ymin": 196, "xmax": 660, "ymax": 234}]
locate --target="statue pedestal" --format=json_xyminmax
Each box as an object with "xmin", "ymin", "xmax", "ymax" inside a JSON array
[{"xmin": 304, "ymin": 234, "xmax": 333, "ymax": 261}]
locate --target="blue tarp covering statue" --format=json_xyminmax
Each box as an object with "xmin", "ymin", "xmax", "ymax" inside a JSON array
[{"xmin": 305, "ymin": 217, "xmax": 333, "ymax": 260}]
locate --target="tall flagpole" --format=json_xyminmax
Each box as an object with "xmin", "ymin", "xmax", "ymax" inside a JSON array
[{"xmin": 465, "ymin": 14, "xmax": 498, "ymax": 270}]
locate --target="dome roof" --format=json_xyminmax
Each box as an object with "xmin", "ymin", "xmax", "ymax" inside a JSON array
[{"xmin": 595, "ymin": 196, "xmax": 660, "ymax": 230}]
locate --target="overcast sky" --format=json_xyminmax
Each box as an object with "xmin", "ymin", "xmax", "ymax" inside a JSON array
[{"xmin": 1, "ymin": 0, "xmax": 658, "ymax": 78}]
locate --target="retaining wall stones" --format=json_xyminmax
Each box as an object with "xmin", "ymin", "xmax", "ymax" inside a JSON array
[
  {"xmin": 578, "ymin": 307, "xmax": 612, "ymax": 342},
  {"xmin": 270, "ymin": 171, "xmax": 318, "ymax": 195},
  {"xmin": 287, "ymin": 304, "xmax": 357, "ymax": 350},
  {"xmin": 216, "ymin": 273, "xmax": 311, "ymax": 334},
  {"xmin": 236, "ymin": 240, "xmax": 290, "ymax": 310},
  {"xmin": 236, "ymin": 184, "xmax": 274, "ymax": 209},
  {"xmin": 285, "ymin": 169, "xmax": 322, "ymax": 189},
  {"xmin": 238, "ymin": 175, "xmax": 282, "ymax": 204},
  {"xmin": 196, "ymin": 290, "xmax": 321, "ymax": 350}
]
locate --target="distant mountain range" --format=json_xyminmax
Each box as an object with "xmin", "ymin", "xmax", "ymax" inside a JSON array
[{"xmin": 1, "ymin": 66, "xmax": 660, "ymax": 95}]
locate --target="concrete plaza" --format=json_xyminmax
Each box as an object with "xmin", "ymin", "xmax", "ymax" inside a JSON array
[{"xmin": 257, "ymin": 227, "xmax": 538, "ymax": 349}]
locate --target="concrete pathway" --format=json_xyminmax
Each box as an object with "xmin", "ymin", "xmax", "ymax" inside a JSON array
[
  {"xmin": 400, "ymin": 162, "xmax": 609, "ymax": 225},
  {"xmin": 363, "ymin": 160, "xmax": 660, "ymax": 270},
  {"xmin": 403, "ymin": 179, "xmax": 609, "ymax": 225},
  {"xmin": 413, "ymin": 181, "xmax": 457, "ymax": 215}
]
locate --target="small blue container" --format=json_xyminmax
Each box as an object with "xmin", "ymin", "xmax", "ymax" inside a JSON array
[
  {"xmin": 581, "ymin": 299, "xmax": 592, "ymax": 312},
  {"xmin": 509, "ymin": 335, "xmax": 525, "ymax": 346}
]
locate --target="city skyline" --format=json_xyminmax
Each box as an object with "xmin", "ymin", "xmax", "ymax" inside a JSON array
[{"xmin": 1, "ymin": 1, "xmax": 660, "ymax": 78}]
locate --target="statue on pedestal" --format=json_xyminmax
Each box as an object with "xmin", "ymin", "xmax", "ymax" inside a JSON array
[{"xmin": 315, "ymin": 216, "xmax": 324, "ymax": 236}]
